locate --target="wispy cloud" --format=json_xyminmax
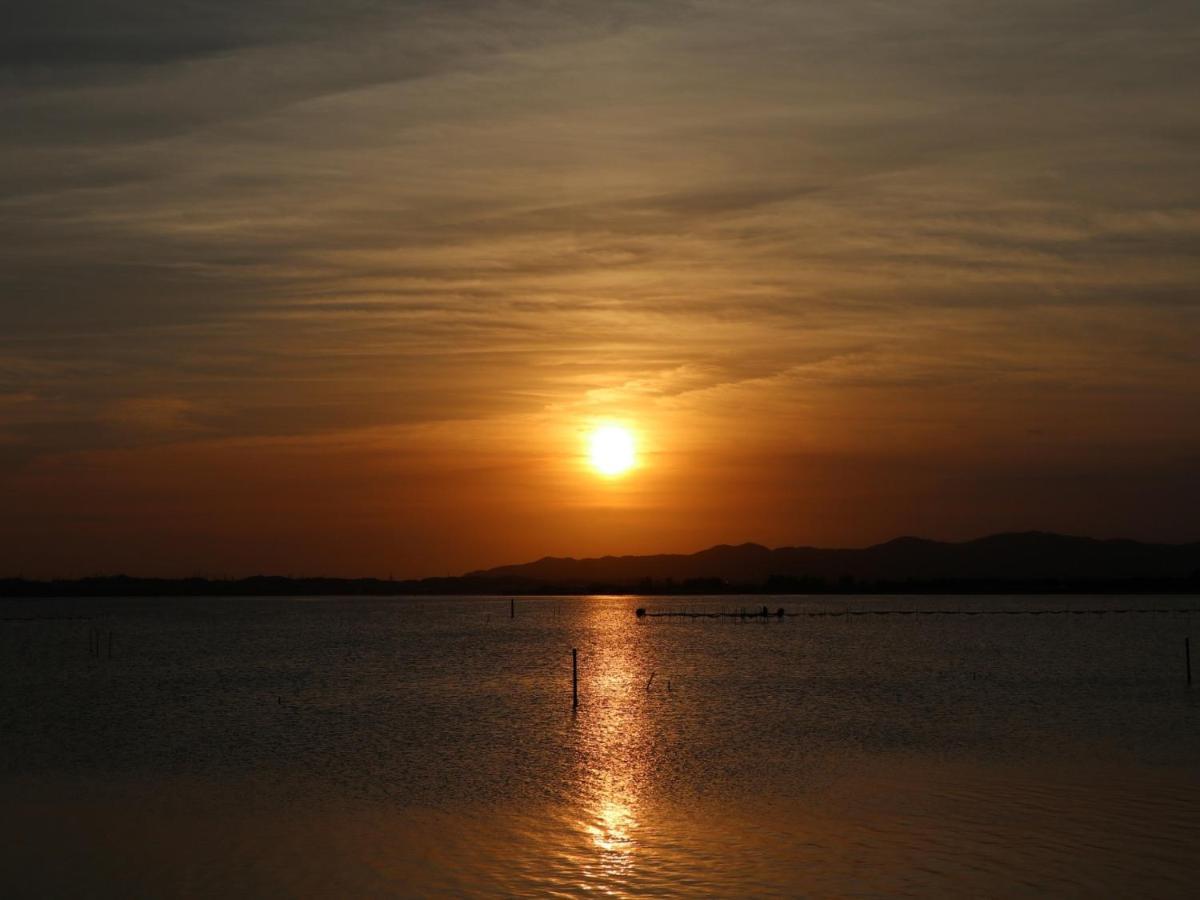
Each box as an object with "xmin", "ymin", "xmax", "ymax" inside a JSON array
[{"xmin": 1, "ymin": 1, "xmax": 1198, "ymax": 572}]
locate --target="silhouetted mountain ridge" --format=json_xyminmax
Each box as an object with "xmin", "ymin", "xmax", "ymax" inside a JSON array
[
  {"xmin": 470, "ymin": 531, "xmax": 1200, "ymax": 585},
  {"xmin": 4, "ymin": 532, "xmax": 1199, "ymax": 597}
]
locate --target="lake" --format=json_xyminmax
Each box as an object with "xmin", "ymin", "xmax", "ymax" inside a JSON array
[{"xmin": 2, "ymin": 594, "xmax": 1198, "ymax": 897}]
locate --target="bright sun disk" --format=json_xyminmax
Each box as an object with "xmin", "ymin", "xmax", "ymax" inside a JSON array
[{"xmin": 587, "ymin": 426, "xmax": 636, "ymax": 477}]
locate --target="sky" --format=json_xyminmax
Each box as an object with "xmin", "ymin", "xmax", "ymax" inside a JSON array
[{"xmin": 2, "ymin": 1, "xmax": 1198, "ymax": 577}]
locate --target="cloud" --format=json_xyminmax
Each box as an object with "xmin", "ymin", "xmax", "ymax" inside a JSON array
[{"xmin": 1, "ymin": 1, "xmax": 1198, "ymax": 570}]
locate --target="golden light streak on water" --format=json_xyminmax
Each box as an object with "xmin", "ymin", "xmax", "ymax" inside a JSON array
[{"xmin": 3, "ymin": 594, "xmax": 1200, "ymax": 896}]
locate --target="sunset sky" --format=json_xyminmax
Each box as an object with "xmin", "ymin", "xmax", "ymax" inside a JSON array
[{"xmin": 2, "ymin": 1, "xmax": 1198, "ymax": 577}]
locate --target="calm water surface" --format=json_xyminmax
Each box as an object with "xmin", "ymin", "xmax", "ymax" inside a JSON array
[{"xmin": 2, "ymin": 594, "xmax": 1199, "ymax": 897}]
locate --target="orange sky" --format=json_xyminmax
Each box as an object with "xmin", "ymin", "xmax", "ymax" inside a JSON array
[{"xmin": 2, "ymin": 1, "xmax": 1199, "ymax": 576}]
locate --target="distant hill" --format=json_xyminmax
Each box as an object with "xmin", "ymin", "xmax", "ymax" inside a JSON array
[
  {"xmin": 4, "ymin": 532, "xmax": 1199, "ymax": 597},
  {"xmin": 469, "ymin": 532, "xmax": 1200, "ymax": 587}
]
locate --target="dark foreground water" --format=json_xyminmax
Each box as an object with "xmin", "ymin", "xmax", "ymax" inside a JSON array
[{"xmin": 2, "ymin": 594, "xmax": 1199, "ymax": 897}]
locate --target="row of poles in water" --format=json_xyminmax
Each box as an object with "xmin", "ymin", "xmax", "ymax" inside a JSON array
[
  {"xmin": 76, "ymin": 599, "xmax": 1194, "ymax": 695},
  {"xmin": 87, "ymin": 626, "xmax": 113, "ymax": 659},
  {"xmin": 502, "ymin": 599, "xmax": 1195, "ymax": 709}
]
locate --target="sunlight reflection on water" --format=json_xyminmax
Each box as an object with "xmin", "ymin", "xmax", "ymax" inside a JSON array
[
  {"xmin": 586, "ymin": 798, "xmax": 637, "ymax": 875},
  {"xmin": 571, "ymin": 598, "xmax": 647, "ymax": 890},
  {"xmin": 2, "ymin": 594, "xmax": 1199, "ymax": 896}
]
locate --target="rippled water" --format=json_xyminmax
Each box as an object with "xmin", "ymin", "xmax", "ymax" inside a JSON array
[{"xmin": 2, "ymin": 594, "xmax": 1199, "ymax": 897}]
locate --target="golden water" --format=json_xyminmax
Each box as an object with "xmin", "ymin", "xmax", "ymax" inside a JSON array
[{"xmin": 2, "ymin": 595, "xmax": 1198, "ymax": 896}]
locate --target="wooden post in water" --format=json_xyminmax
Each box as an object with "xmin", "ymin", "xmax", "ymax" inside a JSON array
[
  {"xmin": 510, "ymin": 597, "xmax": 515, "ymax": 620},
  {"xmin": 572, "ymin": 648, "xmax": 578, "ymax": 709},
  {"xmin": 1187, "ymin": 637, "xmax": 1192, "ymax": 687},
  {"xmin": 108, "ymin": 631, "xmax": 113, "ymax": 659}
]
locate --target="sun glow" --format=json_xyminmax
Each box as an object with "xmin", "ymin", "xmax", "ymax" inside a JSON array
[{"xmin": 587, "ymin": 425, "xmax": 636, "ymax": 477}]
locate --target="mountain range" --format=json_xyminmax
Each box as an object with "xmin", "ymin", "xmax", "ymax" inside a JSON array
[
  {"xmin": 5, "ymin": 532, "xmax": 1199, "ymax": 597},
  {"xmin": 470, "ymin": 531, "xmax": 1200, "ymax": 587}
]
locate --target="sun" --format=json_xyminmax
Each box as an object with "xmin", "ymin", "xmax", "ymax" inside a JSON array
[{"xmin": 587, "ymin": 425, "xmax": 636, "ymax": 477}]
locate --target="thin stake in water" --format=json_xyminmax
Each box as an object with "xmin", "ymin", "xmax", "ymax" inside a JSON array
[{"xmin": 1187, "ymin": 637, "xmax": 1192, "ymax": 687}]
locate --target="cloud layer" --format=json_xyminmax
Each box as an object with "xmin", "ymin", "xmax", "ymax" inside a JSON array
[{"xmin": 2, "ymin": 1, "xmax": 1198, "ymax": 574}]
